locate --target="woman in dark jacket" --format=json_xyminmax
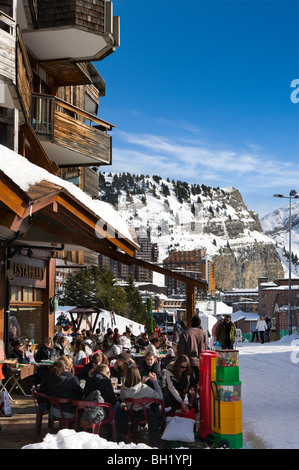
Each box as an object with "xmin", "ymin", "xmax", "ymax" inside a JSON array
[
  {"xmin": 10, "ymin": 339, "xmax": 30, "ymax": 364},
  {"xmin": 39, "ymin": 358, "xmax": 84, "ymax": 418},
  {"xmin": 77, "ymin": 352, "xmax": 108, "ymax": 381},
  {"xmin": 35, "ymin": 337, "xmax": 54, "ymax": 362},
  {"xmin": 163, "ymin": 355, "xmax": 197, "ymax": 413},
  {"xmin": 138, "ymin": 351, "xmax": 163, "ymax": 389},
  {"xmin": 84, "ymin": 363, "xmax": 121, "ymax": 439}
]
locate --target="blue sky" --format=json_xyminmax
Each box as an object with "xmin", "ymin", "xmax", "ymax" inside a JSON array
[{"xmin": 95, "ymin": 0, "xmax": 299, "ymax": 218}]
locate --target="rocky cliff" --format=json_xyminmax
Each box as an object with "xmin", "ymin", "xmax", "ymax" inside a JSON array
[{"xmin": 98, "ymin": 173, "xmax": 284, "ymax": 291}]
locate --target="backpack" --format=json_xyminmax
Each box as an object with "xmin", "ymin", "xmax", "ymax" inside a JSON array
[{"xmin": 81, "ymin": 390, "xmax": 107, "ymax": 423}]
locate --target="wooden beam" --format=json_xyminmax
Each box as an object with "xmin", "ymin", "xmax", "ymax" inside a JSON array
[
  {"xmin": 95, "ymin": 244, "xmax": 208, "ymax": 290},
  {"xmin": 20, "ymin": 124, "xmax": 59, "ymax": 175},
  {"xmin": 186, "ymin": 284, "xmax": 195, "ymax": 327},
  {"xmin": 0, "ymin": 174, "xmax": 28, "ymax": 218}
]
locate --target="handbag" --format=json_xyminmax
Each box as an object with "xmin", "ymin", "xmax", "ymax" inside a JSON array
[{"xmin": 0, "ymin": 390, "xmax": 12, "ymax": 416}]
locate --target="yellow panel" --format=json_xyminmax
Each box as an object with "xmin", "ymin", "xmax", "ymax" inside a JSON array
[{"xmin": 216, "ymin": 418, "xmax": 242, "ymax": 435}]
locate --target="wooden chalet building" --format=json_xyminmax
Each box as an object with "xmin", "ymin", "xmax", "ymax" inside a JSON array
[{"xmin": 0, "ymin": 0, "xmax": 207, "ymax": 355}]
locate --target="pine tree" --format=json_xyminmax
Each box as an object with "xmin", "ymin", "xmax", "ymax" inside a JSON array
[{"xmin": 124, "ymin": 276, "xmax": 147, "ymax": 324}]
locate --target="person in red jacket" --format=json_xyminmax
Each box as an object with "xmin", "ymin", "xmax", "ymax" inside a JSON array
[{"xmin": 177, "ymin": 315, "xmax": 207, "ymax": 385}]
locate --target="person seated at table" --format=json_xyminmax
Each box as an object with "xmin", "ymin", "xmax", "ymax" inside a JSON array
[
  {"xmin": 113, "ymin": 328, "xmax": 120, "ymax": 341},
  {"xmin": 110, "ymin": 351, "xmax": 135, "ymax": 381},
  {"xmin": 70, "ymin": 338, "xmax": 88, "ymax": 366},
  {"xmin": 53, "ymin": 336, "xmax": 69, "ymax": 359},
  {"xmin": 93, "ymin": 327, "xmax": 104, "ymax": 350},
  {"xmin": 138, "ymin": 351, "xmax": 163, "ymax": 389},
  {"xmin": 24, "ymin": 340, "xmax": 37, "ymax": 364},
  {"xmin": 60, "ymin": 355, "xmax": 74, "ymax": 375},
  {"xmin": 160, "ymin": 347, "xmax": 176, "ymax": 369},
  {"xmin": 119, "ymin": 328, "xmax": 132, "ymax": 350},
  {"xmin": 101, "ymin": 330, "xmax": 114, "ymax": 355},
  {"xmin": 10, "ymin": 339, "xmax": 30, "ymax": 364},
  {"xmin": 120, "ymin": 364, "xmax": 164, "ymax": 448},
  {"xmin": 105, "ymin": 337, "xmax": 122, "ymax": 359},
  {"xmin": 159, "ymin": 332, "xmax": 172, "ymax": 350},
  {"xmin": 39, "ymin": 358, "xmax": 84, "ymax": 419},
  {"xmin": 144, "ymin": 337, "xmax": 160, "ymax": 358},
  {"xmin": 134, "ymin": 332, "xmax": 150, "ymax": 352},
  {"xmin": 163, "ymin": 354, "xmax": 198, "ymax": 414},
  {"xmin": 77, "ymin": 352, "xmax": 107, "ymax": 380},
  {"xmin": 82, "ymin": 329, "xmax": 96, "ymax": 352},
  {"xmin": 82, "ymin": 363, "xmax": 121, "ymax": 440},
  {"xmin": 35, "ymin": 337, "xmax": 54, "ymax": 362}
]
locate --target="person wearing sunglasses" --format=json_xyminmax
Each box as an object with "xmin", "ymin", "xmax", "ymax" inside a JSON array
[{"xmin": 163, "ymin": 354, "xmax": 197, "ymax": 414}]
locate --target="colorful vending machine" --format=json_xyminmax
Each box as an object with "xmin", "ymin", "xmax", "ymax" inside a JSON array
[{"xmin": 211, "ymin": 349, "xmax": 243, "ymax": 449}]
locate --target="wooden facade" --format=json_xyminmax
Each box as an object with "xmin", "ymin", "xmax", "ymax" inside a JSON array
[{"xmin": 0, "ymin": 0, "xmax": 207, "ymax": 356}]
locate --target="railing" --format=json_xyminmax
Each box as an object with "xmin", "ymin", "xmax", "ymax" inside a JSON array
[
  {"xmin": 31, "ymin": 93, "xmax": 113, "ymax": 135},
  {"xmin": 31, "ymin": 93, "xmax": 114, "ymax": 165},
  {"xmin": 0, "ymin": 11, "xmax": 16, "ymax": 83}
]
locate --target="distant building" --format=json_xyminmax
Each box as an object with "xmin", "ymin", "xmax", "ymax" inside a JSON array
[
  {"xmin": 258, "ymin": 276, "xmax": 299, "ymax": 337},
  {"xmin": 222, "ymin": 288, "xmax": 259, "ymax": 313},
  {"xmin": 163, "ymin": 249, "xmax": 215, "ymax": 297},
  {"xmin": 99, "ymin": 229, "xmax": 158, "ymax": 282}
]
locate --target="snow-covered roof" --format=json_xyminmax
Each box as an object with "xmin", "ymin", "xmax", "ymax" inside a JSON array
[
  {"xmin": 0, "ymin": 144, "xmax": 137, "ymax": 247},
  {"xmin": 231, "ymin": 310, "xmax": 259, "ymax": 322}
]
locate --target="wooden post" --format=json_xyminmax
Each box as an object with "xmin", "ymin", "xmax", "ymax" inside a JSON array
[{"xmin": 186, "ymin": 283, "xmax": 195, "ymax": 327}]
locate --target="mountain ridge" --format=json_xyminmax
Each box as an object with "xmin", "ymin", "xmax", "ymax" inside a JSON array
[{"xmin": 98, "ymin": 172, "xmax": 284, "ymax": 290}]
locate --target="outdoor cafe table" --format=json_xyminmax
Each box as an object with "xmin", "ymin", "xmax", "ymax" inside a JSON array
[{"xmin": 0, "ymin": 363, "xmax": 36, "ymax": 402}]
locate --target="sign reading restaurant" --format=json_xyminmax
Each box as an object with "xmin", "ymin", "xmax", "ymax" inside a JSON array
[{"xmin": 11, "ymin": 262, "xmax": 45, "ymax": 281}]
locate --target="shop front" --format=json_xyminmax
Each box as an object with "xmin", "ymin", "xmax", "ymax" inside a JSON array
[{"xmin": 8, "ymin": 250, "xmax": 55, "ymax": 349}]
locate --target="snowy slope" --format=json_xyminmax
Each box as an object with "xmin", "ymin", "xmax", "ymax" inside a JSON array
[
  {"xmin": 99, "ymin": 173, "xmax": 278, "ymax": 279},
  {"xmin": 261, "ymin": 201, "xmax": 299, "ymax": 277}
]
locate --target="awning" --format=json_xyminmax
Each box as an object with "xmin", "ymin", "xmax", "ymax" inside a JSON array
[{"xmin": 0, "ymin": 144, "xmax": 138, "ymax": 256}]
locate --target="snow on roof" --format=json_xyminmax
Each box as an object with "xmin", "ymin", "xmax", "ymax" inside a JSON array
[
  {"xmin": 0, "ymin": 144, "xmax": 137, "ymax": 246},
  {"xmin": 231, "ymin": 310, "xmax": 259, "ymax": 322}
]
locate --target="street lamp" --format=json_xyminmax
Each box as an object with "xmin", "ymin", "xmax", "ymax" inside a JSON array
[{"xmin": 273, "ymin": 190, "xmax": 299, "ymax": 335}]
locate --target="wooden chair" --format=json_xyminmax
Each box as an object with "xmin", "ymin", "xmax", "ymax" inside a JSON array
[
  {"xmin": 48, "ymin": 396, "xmax": 76, "ymax": 432},
  {"xmin": 73, "ymin": 399, "xmax": 116, "ymax": 441},
  {"xmin": 125, "ymin": 397, "xmax": 166, "ymax": 446},
  {"xmin": 31, "ymin": 389, "xmax": 51, "ymax": 441}
]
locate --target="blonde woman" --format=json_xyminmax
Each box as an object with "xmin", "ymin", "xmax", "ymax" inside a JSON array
[{"xmin": 256, "ymin": 315, "xmax": 268, "ymax": 344}]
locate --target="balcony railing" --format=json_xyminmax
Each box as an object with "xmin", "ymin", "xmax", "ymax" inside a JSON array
[
  {"xmin": 30, "ymin": 93, "xmax": 114, "ymax": 166},
  {"xmin": 0, "ymin": 11, "xmax": 16, "ymax": 83},
  {"xmin": 0, "ymin": 11, "xmax": 32, "ymax": 122}
]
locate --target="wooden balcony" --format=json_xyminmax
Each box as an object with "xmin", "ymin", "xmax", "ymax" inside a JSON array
[
  {"xmin": 0, "ymin": 11, "xmax": 32, "ymax": 123},
  {"xmin": 30, "ymin": 93, "xmax": 114, "ymax": 167},
  {"xmin": 22, "ymin": 0, "xmax": 120, "ymax": 62}
]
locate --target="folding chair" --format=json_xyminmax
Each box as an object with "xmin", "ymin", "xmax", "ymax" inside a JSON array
[
  {"xmin": 73, "ymin": 399, "xmax": 116, "ymax": 441},
  {"xmin": 125, "ymin": 397, "xmax": 166, "ymax": 446}
]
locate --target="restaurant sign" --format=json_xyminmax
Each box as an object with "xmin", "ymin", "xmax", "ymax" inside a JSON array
[{"xmin": 11, "ymin": 262, "xmax": 45, "ymax": 281}]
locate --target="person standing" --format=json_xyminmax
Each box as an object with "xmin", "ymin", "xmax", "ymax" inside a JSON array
[
  {"xmin": 215, "ymin": 315, "xmax": 237, "ymax": 350},
  {"xmin": 256, "ymin": 315, "xmax": 268, "ymax": 344},
  {"xmin": 251, "ymin": 322, "xmax": 258, "ymax": 343},
  {"xmin": 264, "ymin": 315, "xmax": 272, "ymax": 343},
  {"xmin": 177, "ymin": 315, "xmax": 207, "ymax": 384}
]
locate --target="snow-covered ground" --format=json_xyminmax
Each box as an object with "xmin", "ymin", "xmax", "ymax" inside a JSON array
[
  {"xmin": 22, "ymin": 334, "xmax": 299, "ymax": 450},
  {"xmin": 240, "ymin": 334, "xmax": 299, "ymax": 449}
]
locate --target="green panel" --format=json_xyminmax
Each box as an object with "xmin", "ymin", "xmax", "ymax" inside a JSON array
[{"xmin": 213, "ymin": 432, "xmax": 243, "ymax": 449}]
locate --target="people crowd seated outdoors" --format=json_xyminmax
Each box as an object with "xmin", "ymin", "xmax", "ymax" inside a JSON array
[{"xmin": 6, "ymin": 313, "xmax": 242, "ymax": 447}]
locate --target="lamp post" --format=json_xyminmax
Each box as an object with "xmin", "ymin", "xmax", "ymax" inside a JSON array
[{"xmin": 273, "ymin": 190, "xmax": 299, "ymax": 335}]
